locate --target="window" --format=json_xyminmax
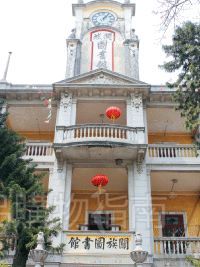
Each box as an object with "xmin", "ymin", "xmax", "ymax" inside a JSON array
[
  {"xmin": 161, "ymin": 214, "xmax": 185, "ymax": 237},
  {"xmin": 88, "ymin": 213, "xmax": 111, "ymax": 231}
]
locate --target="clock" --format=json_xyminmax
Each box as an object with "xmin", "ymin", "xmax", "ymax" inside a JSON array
[{"xmin": 92, "ymin": 11, "xmax": 116, "ymax": 26}]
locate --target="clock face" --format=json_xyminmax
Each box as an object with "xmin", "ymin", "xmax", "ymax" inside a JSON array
[{"xmin": 92, "ymin": 12, "xmax": 116, "ymax": 26}]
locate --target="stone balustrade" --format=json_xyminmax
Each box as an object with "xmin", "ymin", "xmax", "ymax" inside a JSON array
[
  {"xmin": 154, "ymin": 237, "xmax": 200, "ymax": 256},
  {"xmin": 147, "ymin": 144, "xmax": 199, "ymax": 165},
  {"xmin": 148, "ymin": 144, "xmax": 197, "ymax": 158},
  {"xmin": 23, "ymin": 142, "xmax": 54, "ymax": 165},
  {"xmin": 56, "ymin": 124, "xmax": 145, "ymax": 144},
  {"xmin": 25, "ymin": 142, "xmax": 53, "ymax": 157}
]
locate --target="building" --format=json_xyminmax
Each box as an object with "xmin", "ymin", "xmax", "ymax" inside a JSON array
[{"xmin": 0, "ymin": 0, "xmax": 199, "ymax": 266}]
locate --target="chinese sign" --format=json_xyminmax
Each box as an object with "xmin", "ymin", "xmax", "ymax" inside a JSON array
[
  {"xmin": 65, "ymin": 233, "xmax": 133, "ymax": 254},
  {"xmin": 91, "ymin": 30, "xmax": 115, "ymax": 71}
]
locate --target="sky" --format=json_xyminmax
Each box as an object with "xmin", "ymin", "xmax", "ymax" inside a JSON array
[{"xmin": 0, "ymin": 0, "xmax": 199, "ymax": 85}]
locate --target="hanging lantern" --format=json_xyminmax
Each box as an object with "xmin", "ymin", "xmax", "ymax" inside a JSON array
[
  {"xmin": 43, "ymin": 98, "xmax": 49, "ymax": 107},
  {"xmin": 106, "ymin": 106, "xmax": 121, "ymax": 121},
  {"xmin": 91, "ymin": 174, "xmax": 109, "ymax": 192}
]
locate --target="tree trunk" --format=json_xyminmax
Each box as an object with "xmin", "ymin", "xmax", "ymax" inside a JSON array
[{"xmin": 12, "ymin": 235, "xmax": 30, "ymax": 267}]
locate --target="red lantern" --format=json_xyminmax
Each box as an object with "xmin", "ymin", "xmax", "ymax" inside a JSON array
[
  {"xmin": 106, "ymin": 106, "xmax": 121, "ymax": 121},
  {"xmin": 91, "ymin": 174, "xmax": 109, "ymax": 191}
]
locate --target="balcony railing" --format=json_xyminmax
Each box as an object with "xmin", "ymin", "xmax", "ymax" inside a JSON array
[
  {"xmin": 23, "ymin": 142, "xmax": 54, "ymax": 163},
  {"xmin": 154, "ymin": 237, "xmax": 200, "ymax": 256},
  {"xmin": 25, "ymin": 142, "xmax": 53, "ymax": 157},
  {"xmin": 147, "ymin": 144, "xmax": 199, "ymax": 165},
  {"xmin": 56, "ymin": 124, "xmax": 145, "ymax": 144},
  {"xmin": 148, "ymin": 144, "xmax": 197, "ymax": 158}
]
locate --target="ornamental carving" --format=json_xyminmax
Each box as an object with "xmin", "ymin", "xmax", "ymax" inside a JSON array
[
  {"xmin": 60, "ymin": 93, "xmax": 72, "ymax": 112},
  {"xmin": 131, "ymin": 94, "xmax": 142, "ymax": 111},
  {"xmin": 136, "ymin": 149, "xmax": 145, "ymax": 174},
  {"xmin": 82, "ymin": 75, "xmax": 130, "ymax": 85}
]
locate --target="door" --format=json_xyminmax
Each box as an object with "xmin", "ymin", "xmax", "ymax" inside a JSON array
[
  {"xmin": 88, "ymin": 213, "xmax": 111, "ymax": 231},
  {"xmin": 161, "ymin": 214, "xmax": 185, "ymax": 237}
]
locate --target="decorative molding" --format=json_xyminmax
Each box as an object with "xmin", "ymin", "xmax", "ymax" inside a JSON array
[
  {"xmin": 76, "ymin": 74, "xmax": 132, "ymax": 85},
  {"xmin": 60, "ymin": 93, "xmax": 72, "ymax": 112},
  {"xmin": 131, "ymin": 93, "xmax": 142, "ymax": 111},
  {"xmin": 136, "ymin": 149, "xmax": 145, "ymax": 173}
]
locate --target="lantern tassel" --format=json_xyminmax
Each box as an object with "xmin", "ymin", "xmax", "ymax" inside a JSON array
[
  {"xmin": 111, "ymin": 114, "xmax": 116, "ymax": 123},
  {"xmin": 98, "ymin": 184, "xmax": 102, "ymax": 194}
]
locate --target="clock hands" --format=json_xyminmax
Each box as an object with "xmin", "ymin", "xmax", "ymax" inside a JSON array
[
  {"xmin": 92, "ymin": 12, "xmax": 115, "ymax": 26},
  {"xmin": 102, "ymin": 13, "xmax": 109, "ymax": 21}
]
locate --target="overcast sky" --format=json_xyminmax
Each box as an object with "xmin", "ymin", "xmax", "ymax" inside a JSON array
[{"xmin": 0, "ymin": 0, "xmax": 199, "ymax": 85}]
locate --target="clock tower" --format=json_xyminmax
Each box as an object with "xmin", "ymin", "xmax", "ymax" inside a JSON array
[{"xmin": 66, "ymin": 0, "xmax": 139, "ymax": 79}]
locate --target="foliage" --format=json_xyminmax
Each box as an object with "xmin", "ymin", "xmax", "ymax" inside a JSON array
[
  {"xmin": 186, "ymin": 256, "xmax": 200, "ymax": 267},
  {"xmin": 0, "ymin": 263, "xmax": 9, "ymax": 267},
  {"xmin": 161, "ymin": 21, "xmax": 200, "ymax": 146},
  {"xmin": 0, "ymin": 99, "xmax": 62, "ymax": 267}
]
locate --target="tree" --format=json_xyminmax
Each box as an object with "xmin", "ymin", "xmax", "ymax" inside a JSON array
[
  {"xmin": 161, "ymin": 21, "xmax": 200, "ymax": 146},
  {"xmin": 186, "ymin": 256, "xmax": 200, "ymax": 267},
  {"xmin": 0, "ymin": 100, "xmax": 62, "ymax": 267},
  {"xmin": 155, "ymin": 0, "xmax": 200, "ymax": 33}
]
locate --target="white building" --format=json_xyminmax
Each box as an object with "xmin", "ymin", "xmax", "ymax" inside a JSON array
[{"xmin": 0, "ymin": 0, "xmax": 199, "ymax": 266}]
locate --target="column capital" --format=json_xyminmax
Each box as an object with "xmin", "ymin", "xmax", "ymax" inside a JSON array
[
  {"xmin": 130, "ymin": 93, "xmax": 143, "ymax": 111},
  {"xmin": 60, "ymin": 92, "xmax": 73, "ymax": 112}
]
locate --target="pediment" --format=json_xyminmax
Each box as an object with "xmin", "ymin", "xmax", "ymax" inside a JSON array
[{"xmin": 55, "ymin": 69, "xmax": 149, "ymax": 87}]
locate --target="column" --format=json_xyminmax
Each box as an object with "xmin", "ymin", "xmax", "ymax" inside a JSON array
[
  {"xmin": 70, "ymin": 99, "xmax": 77, "ymax": 125},
  {"xmin": 62, "ymin": 164, "xmax": 72, "ymax": 230},
  {"xmin": 126, "ymin": 94, "xmax": 145, "ymax": 143},
  {"xmin": 124, "ymin": 31, "xmax": 139, "ymax": 80},
  {"xmin": 128, "ymin": 165, "xmax": 135, "ymax": 232},
  {"xmin": 127, "ymin": 94, "xmax": 144, "ymax": 127},
  {"xmin": 58, "ymin": 92, "xmax": 73, "ymax": 126},
  {"xmin": 66, "ymin": 40, "xmax": 81, "ymax": 78},
  {"xmin": 124, "ymin": 7, "xmax": 132, "ymax": 39},
  {"xmin": 74, "ymin": 8, "xmax": 83, "ymax": 39},
  {"xmin": 143, "ymin": 103, "xmax": 148, "ymax": 144},
  {"xmin": 46, "ymin": 163, "xmax": 67, "ymax": 246},
  {"xmin": 55, "ymin": 93, "xmax": 73, "ymax": 144},
  {"xmin": 128, "ymin": 162, "xmax": 154, "ymax": 255}
]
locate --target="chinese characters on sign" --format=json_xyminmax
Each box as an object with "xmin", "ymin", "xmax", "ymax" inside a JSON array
[
  {"xmin": 66, "ymin": 235, "xmax": 132, "ymax": 254},
  {"xmin": 91, "ymin": 30, "xmax": 115, "ymax": 71}
]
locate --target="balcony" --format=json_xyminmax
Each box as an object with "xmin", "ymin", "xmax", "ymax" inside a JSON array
[
  {"xmin": 54, "ymin": 124, "xmax": 146, "ymax": 161},
  {"xmin": 147, "ymin": 144, "xmax": 200, "ymax": 166},
  {"xmin": 23, "ymin": 142, "xmax": 54, "ymax": 166},
  {"xmin": 154, "ymin": 237, "xmax": 200, "ymax": 257}
]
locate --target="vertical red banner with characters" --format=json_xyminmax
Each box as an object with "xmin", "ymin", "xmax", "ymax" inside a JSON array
[{"xmin": 90, "ymin": 30, "xmax": 115, "ymax": 71}]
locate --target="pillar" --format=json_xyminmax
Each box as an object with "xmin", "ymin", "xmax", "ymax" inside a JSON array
[
  {"xmin": 47, "ymin": 163, "xmax": 72, "ymax": 246},
  {"xmin": 57, "ymin": 92, "xmax": 73, "ymax": 126},
  {"xmin": 66, "ymin": 39, "xmax": 81, "ymax": 78},
  {"xmin": 128, "ymin": 165, "xmax": 135, "ymax": 232},
  {"xmin": 62, "ymin": 164, "xmax": 72, "ymax": 231},
  {"xmin": 55, "ymin": 92, "xmax": 76, "ymax": 144},
  {"xmin": 126, "ymin": 93, "xmax": 145, "ymax": 143},
  {"xmin": 128, "ymin": 163, "xmax": 154, "ymax": 256}
]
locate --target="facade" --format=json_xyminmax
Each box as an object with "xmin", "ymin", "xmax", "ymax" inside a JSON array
[{"xmin": 0, "ymin": 0, "xmax": 200, "ymax": 266}]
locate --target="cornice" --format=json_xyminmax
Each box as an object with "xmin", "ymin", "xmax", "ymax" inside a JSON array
[
  {"xmin": 72, "ymin": 0, "xmax": 135, "ymax": 16},
  {"xmin": 0, "ymin": 83, "xmax": 53, "ymax": 101}
]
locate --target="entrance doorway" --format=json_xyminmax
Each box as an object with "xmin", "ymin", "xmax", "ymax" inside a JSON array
[{"xmin": 161, "ymin": 213, "xmax": 185, "ymax": 237}]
